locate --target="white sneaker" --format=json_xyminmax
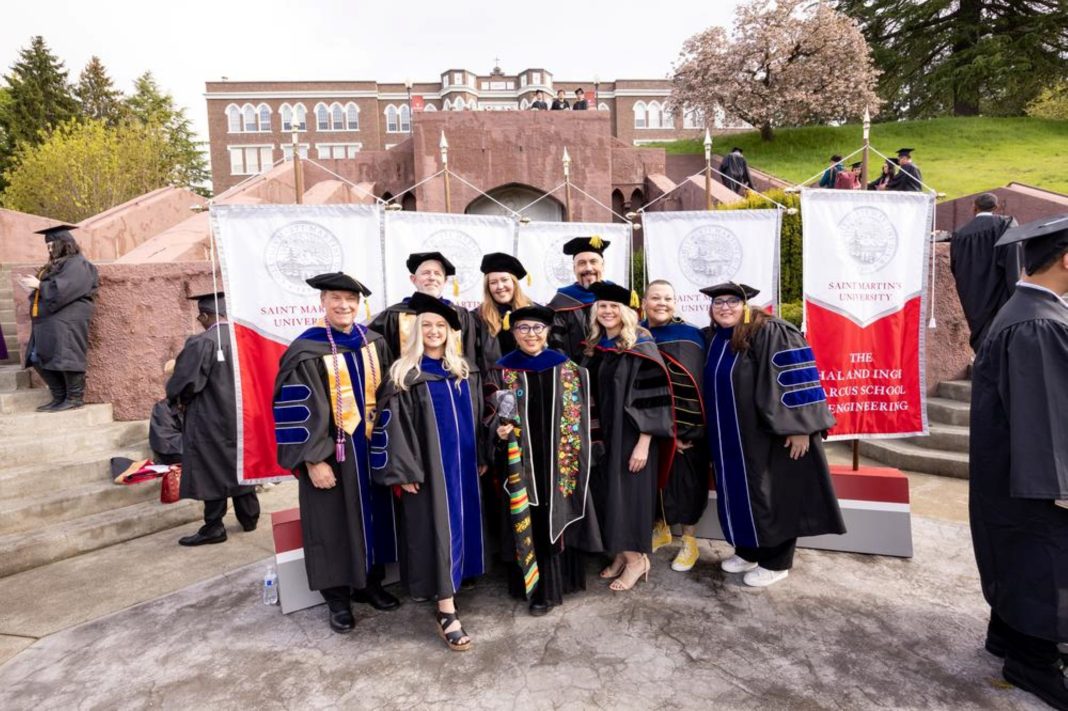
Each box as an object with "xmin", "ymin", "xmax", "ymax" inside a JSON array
[
  {"xmin": 720, "ymin": 555, "xmax": 758, "ymax": 574},
  {"xmin": 743, "ymin": 566, "xmax": 789, "ymax": 587}
]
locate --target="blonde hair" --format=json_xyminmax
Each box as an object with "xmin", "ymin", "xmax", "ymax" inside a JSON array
[
  {"xmin": 389, "ymin": 312, "xmax": 471, "ymax": 391},
  {"xmin": 585, "ymin": 302, "xmax": 641, "ymax": 356},
  {"xmin": 478, "ymin": 274, "xmax": 532, "ymax": 336}
]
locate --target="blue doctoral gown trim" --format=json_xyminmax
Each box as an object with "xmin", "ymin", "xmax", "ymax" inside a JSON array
[{"xmin": 496, "ymin": 349, "xmax": 568, "ymax": 372}]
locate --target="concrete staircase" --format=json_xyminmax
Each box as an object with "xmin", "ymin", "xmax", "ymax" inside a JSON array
[
  {"xmin": 0, "ymin": 364, "xmax": 201, "ymax": 578},
  {"xmin": 1, "ymin": 265, "xmax": 18, "ymax": 365},
  {"xmin": 859, "ymin": 379, "xmax": 971, "ymax": 479}
]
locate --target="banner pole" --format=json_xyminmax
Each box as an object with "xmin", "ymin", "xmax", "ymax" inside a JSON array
[
  {"xmin": 860, "ymin": 107, "xmax": 871, "ymax": 190},
  {"xmin": 563, "ymin": 147, "xmax": 573, "ymax": 222},
  {"xmin": 291, "ymin": 127, "xmax": 304, "ymax": 204},
  {"xmin": 440, "ymin": 131, "xmax": 451, "ymax": 213},
  {"xmin": 703, "ymin": 129, "xmax": 713, "ymax": 211}
]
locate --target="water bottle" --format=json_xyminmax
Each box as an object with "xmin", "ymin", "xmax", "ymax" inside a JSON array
[{"xmin": 263, "ymin": 565, "xmax": 278, "ymax": 605}]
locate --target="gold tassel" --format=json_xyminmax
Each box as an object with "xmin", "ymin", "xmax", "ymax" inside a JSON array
[
  {"xmin": 364, "ymin": 299, "xmax": 371, "ymax": 320},
  {"xmin": 526, "ymin": 273, "xmax": 532, "ymax": 286},
  {"xmin": 743, "ymin": 305, "xmax": 751, "ymax": 324},
  {"xmin": 589, "ymin": 234, "xmax": 603, "ymax": 249},
  {"xmin": 452, "ymin": 279, "xmax": 459, "ymax": 297},
  {"xmin": 629, "ymin": 290, "xmax": 640, "ymax": 309},
  {"xmin": 502, "ymin": 311, "xmax": 511, "ymax": 331}
]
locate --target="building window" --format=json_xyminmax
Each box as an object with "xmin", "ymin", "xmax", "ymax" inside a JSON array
[
  {"xmin": 442, "ymin": 99, "xmax": 451, "ymax": 111},
  {"xmin": 424, "ymin": 104, "xmax": 437, "ymax": 112},
  {"xmin": 598, "ymin": 102, "xmax": 610, "ymax": 112},
  {"xmin": 345, "ymin": 103, "xmax": 359, "ymax": 130},
  {"xmin": 226, "ymin": 105, "xmax": 241, "ymax": 133},
  {"xmin": 280, "ymin": 104, "xmax": 293, "ymax": 132},
  {"xmin": 532, "ymin": 72, "xmax": 541, "ymax": 85},
  {"xmin": 256, "ymin": 104, "xmax": 271, "ymax": 131},
  {"xmin": 243, "ymin": 104, "xmax": 257, "ymax": 132},
  {"xmin": 316, "ymin": 103, "xmax": 329, "ymax": 130},
  {"xmin": 520, "ymin": 75, "xmax": 527, "ymax": 87},
  {"xmin": 633, "ymin": 101, "xmax": 647, "ymax": 129},
  {"xmin": 399, "ymin": 104, "xmax": 411, "ymax": 132},
  {"xmin": 662, "ymin": 105, "xmax": 674, "ymax": 129},
  {"xmin": 480, "ymin": 81, "xmax": 489, "ymax": 90},
  {"xmin": 683, "ymin": 107, "xmax": 704, "ymax": 129},
  {"xmin": 453, "ymin": 72, "xmax": 463, "ymax": 84},
  {"xmin": 293, "ymin": 104, "xmax": 307, "ymax": 131},
  {"xmin": 330, "ymin": 102, "xmax": 344, "ymax": 130},
  {"xmin": 281, "ymin": 144, "xmax": 309, "ymax": 161},
  {"xmin": 385, "ymin": 105, "xmax": 399, "ymax": 132},
  {"xmin": 228, "ymin": 145, "xmax": 273, "ymax": 175},
  {"xmin": 520, "ymin": 98, "xmax": 529, "ymax": 109},
  {"xmin": 647, "ymin": 101, "xmax": 663, "ymax": 129},
  {"xmin": 453, "ymin": 98, "xmax": 465, "ymax": 111},
  {"xmin": 316, "ymin": 143, "xmax": 362, "ymax": 159}
]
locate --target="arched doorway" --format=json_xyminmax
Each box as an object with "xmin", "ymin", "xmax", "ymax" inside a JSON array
[
  {"xmin": 465, "ymin": 183, "xmax": 564, "ymax": 222},
  {"xmin": 401, "ymin": 192, "xmax": 417, "ymax": 211},
  {"xmin": 611, "ymin": 189, "xmax": 625, "ymax": 223}
]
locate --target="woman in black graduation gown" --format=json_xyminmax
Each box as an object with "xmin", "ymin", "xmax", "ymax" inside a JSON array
[
  {"xmin": 702, "ymin": 283, "xmax": 845, "ymax": 588},
  {"xmin": 372, "ymin": 293, "xmax": 484, "ymax": 651},
  {"xmin": 488, "ymin": 304, "xmax": 593, "ymax": 615},
  {"xmin": 582, "ymin": 282, "xmax": 675, "ymax": 592},
  {"xmin": 470, "ymin": 252, "xmax": 533, "ymax": 374}
]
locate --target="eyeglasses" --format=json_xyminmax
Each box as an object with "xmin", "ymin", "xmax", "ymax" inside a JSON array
[
  {"xmin": 513, "ymin": 324, "xmax": 547, "ymax": 335},
  {"xmin": 712, "ymin": 297, "xmax": 742, "ymax": 308}
]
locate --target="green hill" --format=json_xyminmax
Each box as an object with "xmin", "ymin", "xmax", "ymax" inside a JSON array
[{"xmin": 658, "ymin": 117, "xmax": 1068, "ymax": 200}]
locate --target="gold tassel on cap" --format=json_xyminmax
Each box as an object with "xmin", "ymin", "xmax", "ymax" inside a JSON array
[
  {"xmin": 364, "ymin": 299, "xmax": 372, "ymax": 320},
  {"xmin": 452, "ymin": 279, "xmax": 460, "ymax": 297},
  {"xmin": 629, "ymin": 290, "xmax": 640, "ymax": 310},
  {"xmin": 589, "ymin": 235, "xmax": 604, "ymax": 249},
  {"xmin": 743, "ymin": 304, "xmax": 751, "ymax": 324},
  {"xmin": 502, "ymin": 311, "xmax": 511, "ymax": 331},
  {"xmin": 526, "ymin": 273, "xmax": 532, "ymax": 286}
]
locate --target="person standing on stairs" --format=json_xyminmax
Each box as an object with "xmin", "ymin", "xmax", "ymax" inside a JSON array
[
  {"xmin": 18, "ymin": 224, "xmax": 98, "ymax": 412},
  {"xmin": 167, "ymin": 291, "xmax": 260, "ymax": 546}
]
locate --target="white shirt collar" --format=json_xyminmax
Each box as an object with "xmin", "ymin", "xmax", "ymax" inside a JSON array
[
  {"xmin": 1016, "ymin": 281, "xmax": 1068, "ymax": 308},
  {"xmin": 974, "ymin": 212, "xmax": 994, "ymax": 217}
]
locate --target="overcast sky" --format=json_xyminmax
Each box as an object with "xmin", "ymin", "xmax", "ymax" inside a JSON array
[{"xmin": 1, "ymin": 0, "xmax": 739, "ymax": 142}]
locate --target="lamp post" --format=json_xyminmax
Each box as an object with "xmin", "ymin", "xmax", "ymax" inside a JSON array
[
  {"xmin": 593, "ymin": 74, "xmax": 600, "ymax": 110},
  {"xmin": 440, "ymin": 130, "xmax": 451, "ymax": 213},
  {"xmin": 562, "ymin": 147, "xmax": 572, "ymax": 222},
  {"xmin": 404, "ymin": 77, "xmax": 413, "ymax": 133},
  {"xmin": 291, "ymin": 125, "xmax": 303, "ymax": 204},
  {"xmin": 703, "ymin": 128, "xmax": 713, "ymax": 210},
  {"xmin": 861, "ymin": 106, "xmax": 871, "ymax": 188}
]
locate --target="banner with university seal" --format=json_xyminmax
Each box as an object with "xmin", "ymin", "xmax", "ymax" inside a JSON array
[
  {"xmin": 800, "ymin": 189, "xmax": 933, "ymax": 440},
  {"xmin": 213, "ymin": 203, "xmax": 384, "ymax": 484},
  {"xmin": 516, "ymin": 221, "xmax": 632, "ymax": 304},
  {"xmin": 642, "ymin": 209, "xmax": 780, "ymax": 320},
  {"xmin": 382, "ymin": 211, "xmax": 516, "ymax": 310}
]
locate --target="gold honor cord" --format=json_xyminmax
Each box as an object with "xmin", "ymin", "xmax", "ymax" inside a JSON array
[{"xmin": 323, "ymin": 354, "xmax": 361, "ymax": 436}]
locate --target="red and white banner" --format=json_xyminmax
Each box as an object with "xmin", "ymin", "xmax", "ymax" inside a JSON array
[
  {"xmin": 642, "ymin": 209, "xmax": 780, "ymax": 319},
  {"xmin": 516, "ymin": 221, "xmax": 631, "ymax": 304},
  {"xmin": 383, "ymin": 211, "xmax": 515, "ymax": 310},
  {"xmin": 800, "ymin": 190, "xmax": 933, "ymax": 440},
  {"xmin": 213, "ymin": 204, "xmax": 384, "ymax": 484}
]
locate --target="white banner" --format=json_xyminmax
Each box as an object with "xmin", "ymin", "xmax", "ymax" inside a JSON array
[
  {"xmin": 383, "ymin": 211, "xmax": 516, "ymax": 310},
  {"xmin": 642, "ymin": 209, "xmax": 780, "ymax": 320},
  {"xmin": 516, "ymin": 222, "xmax": 632, "ymax": 304}
]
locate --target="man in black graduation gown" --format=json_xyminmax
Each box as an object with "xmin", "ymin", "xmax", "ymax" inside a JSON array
[
  {"xmin": 274, "ymin": 272, "xmax": 400, "ymax": 633},
  {"xmin": 971, "ymin": 214, "xmax": 1068, "ymax": 709},
  {"xmin": 167, "ymin": 292, "xmax": 260, "ymax": 546},
  {"xmin": 719, "ymin": 147, "xmax": 753, "ymax": 195},
  {"xmin": 548, "ymin": 236, "xmax": 611, "ymax": 361},
  {"xmin": 887, "ymin": 148, "xmax": 923, "ymax": 191},
  {"xmin": 530, "ymin": 90, "xmax": 548, "ymax": 110},
  {"xmin": 949, "ymin": 193, "xmax": 1020, "ymax": 351},
  {"xmin": 368, "ymin": 251, "xmax": 476, "ymax": 367},
  {"xmin": 150, "ymin": 360, "xmax": 183, "ymax": 465},
  {"xmin": 18, "ymin": 224, "xmax": 98, "ymax": 412}
]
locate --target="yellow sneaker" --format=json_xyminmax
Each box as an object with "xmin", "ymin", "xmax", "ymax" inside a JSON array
[
  {"xmin": 671, "ymin": 535, "xmax": 699, "ymax": 572},
  {"xmin": 652, "ymin": 520, "xmax": 672, "ymax": 552}
]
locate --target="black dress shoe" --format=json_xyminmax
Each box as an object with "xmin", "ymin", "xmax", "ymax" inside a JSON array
[
  {"xmin": 328, "ymin": 607, "xmax": 355, "ymax": 633},
  {"xmin": 528, "ymin": 600, "xmax": 550, "ymax": 617},
  {"xmin": 241, "ymin": 520, "xmax": 258, "ymax": 533},
  {"xmin": 352, "ymin": 585, "xmax": 400, "ymax": 611},
  {"xmin": 178, "ymin": 530, "xmax": 227, "ymax": 546},
  {"xmin": 1003, "ymin": 657, "xmax": 1068, "ymax": 710}
]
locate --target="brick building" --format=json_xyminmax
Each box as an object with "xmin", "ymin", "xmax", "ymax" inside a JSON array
[{"xmin": 204, "ymin": 64, "xmax": 748, "ymax": 194}]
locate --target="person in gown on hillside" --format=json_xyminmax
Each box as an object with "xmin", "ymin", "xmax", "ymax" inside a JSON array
[
  {"xmin": 371, "ymin": 292, "xmax": 484, "ymax": 651},
  {"xmin": 886, "ymin": 148, "xmax": 923, "ymax": 191},
  {"xmin": 970, "ymin": 215, "xmax": 1068, "ymax": 709},
  {"xmin": 548, "ymin": 236, "xmax": 612, "ymax": 361},
  {"xmin": 867, "ymin": 158, "xmax": 897, "ymax": 191},
  {"xmin": 641, "ymin": 280, "xmax": 709, "ymax": 573},
  {"xmin": 719, "ymin": 147, "xmax": 753, "ymax": 196},
  {"xmin": 273, "ymin": 272, "xmax": 400, "ymax": 634},
  {"xmin": 582, "ymin": 282, "xmax": 675, "ymax": 592},
  {"xmin": 701, "ymin": 282, "xmax": 845, "ymax": 588},
  {"xmin": 487, "ymin": 304, "xmax": 593, "ymax": 615}
]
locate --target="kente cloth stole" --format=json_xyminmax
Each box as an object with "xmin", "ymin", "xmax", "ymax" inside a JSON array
[
  {"xmin": 505, "ymin": 431, "xmax": 539, "ymax": 597},
  {"xmin": 323, "ymin": 343, "xmax": 382, "ymax": 439}
]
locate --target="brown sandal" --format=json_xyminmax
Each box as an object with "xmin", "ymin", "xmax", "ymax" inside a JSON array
[
  {"xmin": 436, "ymin": 611, "xmax": 472, "ymax": 651},
  {"xmin": 599, "ymin": 554, "xmax": 626, "ymax": 579}
]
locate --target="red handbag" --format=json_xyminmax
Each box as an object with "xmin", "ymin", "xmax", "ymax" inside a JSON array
[{"xmin": 160, "ymin": 465, "xmax": 182, "ymax": 504}]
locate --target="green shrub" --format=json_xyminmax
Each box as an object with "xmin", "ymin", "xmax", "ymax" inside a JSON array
[
  {"xmin": 1026, "ymin": 83, "xmax": 1068, "ymax": 120},
  {"xmin": 716, "ymin": 189, "xmax": 802, "ymax": 303},
  {"xmin": 779, "ymin": 301, "xmax": 803, "ymax": 328}
]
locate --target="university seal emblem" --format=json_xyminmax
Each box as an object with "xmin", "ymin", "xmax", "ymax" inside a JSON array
[
  {"xmin": 678, "ymin": 225, "xmax": 743, "ymax": 286},
  {"xmin": 265, "ymin": 221, "xmax": 344, "ymax": 295},
  {"xmin": 837, "ymin": 206, "xmax": 898, "ymax": 274},
  {"xmin": 424, "ymin": 229, "xmax": 480, "ymax": 295}
]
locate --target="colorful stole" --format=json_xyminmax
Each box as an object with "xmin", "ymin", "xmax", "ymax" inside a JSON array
[{"xmin": 505, "ymin": 429, "xmax": 539, "ymax": 597}]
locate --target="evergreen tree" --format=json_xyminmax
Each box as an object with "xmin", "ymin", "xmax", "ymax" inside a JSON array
[
  {"xmin": 125, "ymin": 72, "xmax": 209, "ymax": 192},
  {"xmin": 836, "ymin": 0, "xmax": 1068, "ymax": 118},
  {"xmin": 75, "ymin": 56, "xmax": 124, "ymax": 125}
]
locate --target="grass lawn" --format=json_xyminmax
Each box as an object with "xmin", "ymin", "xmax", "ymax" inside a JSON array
[{"xmin": 656, "ymin": 117, "xmax": 1068, "ymax": 200}]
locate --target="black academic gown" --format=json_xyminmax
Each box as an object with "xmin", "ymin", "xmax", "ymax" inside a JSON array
[
  {"xmin": 970, "ymin": 284, "xmax": 1068, "ymax": 642},
  {"xmin": 644, "ymin": 319, "xmax": 710, "ymax": 527},
  {"xmin": 584, "ymin": 334, "xmax": 676, "ymax": 554},
  {"xmin": 719, "ymin": 153, "xmax": 753, "ymax": 195},
  {"xmin": 25, "ymin": 255, "xmax": 98, "ymax": 372},
  {"xmin": 149, "ymin": 399, "xmax": 183, "ymax": 465},
  {"xmin": 368, "ymin": 297, "xmax": 477, "ymax": 368},
  {"xmin": 949, "ymin": 214, "xmax": 1020, "ymax": 351},
  {"xmin": 887, "ymin": 162, "xmax": 923, "ymax": 191},
  {"xmin": 372, "ymin": 356, "xmax": 485, "ymax": 599},
  {"xmin": 274, "ymin": 325, "xmax": 397, "ymax": 592},
  {"xmin": 166, "ymin": 325, "xmax": 256, "ymax": 502},
  {"xmin": 548, "ymin": 284, "xmax": 596, "ymax": 362},
  {"xmin": 702, "ymin": 319, "xmax": 846, "ymax": 549},
  {"xmin": 470, "ymin": 305, "xmax": 517, "ymax": 377}
]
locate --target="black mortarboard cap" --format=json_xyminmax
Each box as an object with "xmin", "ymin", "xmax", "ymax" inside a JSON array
[
  {"xmin": 699, "ymin": 282, "xmax": 760, "ymax": 301},
  {"xmin": 480, "ymin": 252, "xmax": 527, "ymax": 278},
  {"xmin": 507, "ymin": 304, "xmax": 554, "ymax": 326},
  {"xmin": 305, "ymin": 272, "xmax": 372, "ymax": 297},
  {"xmin": 408, "ymin": 292, "xmax": 462, "ymax": 330},
  {"xmin": 896, "ymin": 148, "xmax": 914, "ymax": 157},
  {"xmin": 188, "ymin": 291, "xmax": 227, "ymax": 317},
  {"xmin": 830, "ymin": 154, "xmax": 843, "ymax": 162},
  {"xmin": 588, "ymin": 281, "xmax": 639, "ymax": 308},
  {"xmin": 34, "ymin": 223, "xmax": 79, "ymax": 242},
  {"xmin": 406, "ymin": 251, "xmax": 456, "ymax": 276},
  {"xmin": 850, "ymin": 162, "xmax": 863, "ymax": 169},
  {"xmin": 562, "ymin": 236, "xmax": 610, "ymax": 256},
  {"xmin": 995, "ymin": 214, "xmax": 1068, "ymax": 275}
]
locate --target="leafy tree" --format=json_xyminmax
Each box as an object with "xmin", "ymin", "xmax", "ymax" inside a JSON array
[
  {"xmin": 75, "ymin": 56, "xmax": 124, "ymax": 125},
  {"xmin": 835, "ymin": 0, "xmax": 1068, "ymax": 118},
  {"xmin": 671, "ymin": 0, "xmax": 881, "ymax": 141},
  {"xmin": 0, "ymin": 119, "xmax": 174, "ymax": 222},
  {"xmin": 1027, "ymin": 82, "xmax": 1068, "ymax": 120},
  {"xmin": 125, "ymin": 72, "xmax": 208, "ymax": 191}
]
